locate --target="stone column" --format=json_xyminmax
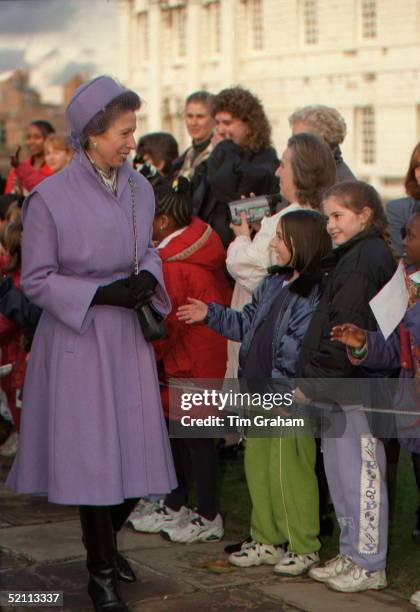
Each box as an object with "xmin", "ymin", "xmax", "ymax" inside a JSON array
[
  {"xmin": 186, "ymin": 0, "xmax": 201, "ymax": 93},
  {"xmin": 148, "ymin": 0, "xmax": 162, "ymax": 130},
  {"xmin": 220, "ymin": 0, "xmax": 236, "ymax": 87}
]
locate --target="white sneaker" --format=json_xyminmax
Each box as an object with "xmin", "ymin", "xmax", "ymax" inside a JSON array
[
  {"xmin": 309, "ymin": 554, "xmax": 353, "ymax": 582},
  {"xmin": 229, "ymin": 540, "xmax": 285, "ymax": 567},
  {"xmin": 274, "ymin": 551, "xmax": 319, "ymax": 576},
  {"xmin": 128, "ymin": 498, "xmax": 156, "ymax": 525},
  {"xmin": 326, "ymin": 561, "xmax": 387, "ymax": 592},
  {"xmin": 130, "ymin": 501, "xmax": 189, "ymax": 533},
  {"xmin": 161, "ymin": 512, "xmax": 224, "ymax": 543},
  {"xmin": 410, "ymin": 590, "xmax": 420, "ymax": 610},
  {"xmin": 0, "ymin": 431, "xmax": 18, "ymax": 457}
]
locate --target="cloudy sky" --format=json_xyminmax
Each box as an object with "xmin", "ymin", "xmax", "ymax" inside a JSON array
[{"xmin": 0, "ymin": 0, "xmax": 119, "ymax": 104}]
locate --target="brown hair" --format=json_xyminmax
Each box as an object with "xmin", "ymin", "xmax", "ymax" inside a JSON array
[
  {"xmin": 212, "ymin": 86, "xmax": 271, "ymax": 152},
  {"xmin": 281, "ymin": 210, "xmax": 331, "ymax": 274},
  {"xmin": 44, "ymin": 133, "xmax": 73, "ymax": 154},
  {"xmin": 185, "ymin": 90, "xmax": 215, "ymax": 112},
  {"xmin": 5, "ymin": 202, "xmax": 21, "ymax": 225},
  {"xmin": 404, "ymin": 142, "xmax": 420, "ymax": 200},
  {"xmin": 287, "ymin": 133, "xmax": 337, "ymax": 209},
  {"xmin": 2, "ymin": 221, "xmax": 22, "ymax": 274},
  {"xmin": 322, "ymin": 180, "xmax": 394, "ymax": 252},
  {"xmin": 136, "ymin": 132, "xmax": 179, "ymax": 176}
]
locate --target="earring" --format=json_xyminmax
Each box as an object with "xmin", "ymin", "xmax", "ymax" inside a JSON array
[{"xmin": 93, "ymin": 142, "xmax": 97, "ymax": 148}]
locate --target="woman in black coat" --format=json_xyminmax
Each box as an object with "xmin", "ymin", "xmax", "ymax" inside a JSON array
[{"xmin": 191, "ymin": 87, "xmax": 279, "ymax": 248}]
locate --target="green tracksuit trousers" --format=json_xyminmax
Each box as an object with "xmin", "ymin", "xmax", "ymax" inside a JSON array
[{"xmin": 244, "ymin": 436, "xmax": 320, "ymax": 554}]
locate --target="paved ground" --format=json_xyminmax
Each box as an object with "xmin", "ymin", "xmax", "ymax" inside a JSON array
[{"xmin": 0, "ymin": 455, "xmax": 415, "ymax": 612}]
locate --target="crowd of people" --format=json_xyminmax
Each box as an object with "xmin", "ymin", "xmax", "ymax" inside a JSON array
[{"xmin": 0, "ymin": 75, "xmax": 418, "ymax": 612}]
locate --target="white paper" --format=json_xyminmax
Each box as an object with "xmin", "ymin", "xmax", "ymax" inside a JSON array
[
  {"xmin": 369, "ymin": 260, "xmax": 408, "ymax": 339},
  {"xmin": 409, "ymin": 271, "xmax": 420, "ymax": 284}
]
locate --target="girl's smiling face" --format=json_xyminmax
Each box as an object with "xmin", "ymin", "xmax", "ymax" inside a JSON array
[
  {"xmin": 323, "ymin": 195, "xmax": 371, "ymax": 246},
  {"xmin": 270, "ymin": 221, "xmax": 293, "ymax": 266}
]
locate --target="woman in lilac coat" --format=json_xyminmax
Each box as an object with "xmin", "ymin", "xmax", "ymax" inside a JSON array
[{"xmin": 6, "ymin": 76, "xmax": 176, "ymax": 612}]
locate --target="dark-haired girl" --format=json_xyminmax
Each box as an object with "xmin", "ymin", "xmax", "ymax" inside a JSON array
[
  {"xmin": 297, "ymin": 180, "xmax": 396, "ymax": 593},
  {"xmin": 5, "ymin": 120, "xmax": 55, "ymax": 195},
  {"xmin": 130, "ymin": 176, "xmax": 232, "ymax": 543},
  {"xmin": 178, "ymin": 209, "xmax": 331, "ymax": 575},
  {"xmin": 6, "ymin": 76, "xmax": 176, "ymax": 612}
]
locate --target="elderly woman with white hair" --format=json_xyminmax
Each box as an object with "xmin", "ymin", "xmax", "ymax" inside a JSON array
[{"xmin": 289, "ymin": 104, "xmax": 356, "ymax": 182}]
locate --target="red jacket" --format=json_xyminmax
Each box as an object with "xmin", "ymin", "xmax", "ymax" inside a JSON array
[
  {"xmin": 5, "ymin": 158, "xmax": 53, "ymax": 194},
  {"xmin": 0, "ymin": 264, "xmax": 27, "ymax": 429},
  {"xmin": 153, "ymin": 217, "xmax": 232, "ymax": 416}
]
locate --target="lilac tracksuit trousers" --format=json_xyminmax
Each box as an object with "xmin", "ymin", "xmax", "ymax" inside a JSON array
[{"xmin": 322, "ymin": 407, "xmax": 388, "ymax": 571}]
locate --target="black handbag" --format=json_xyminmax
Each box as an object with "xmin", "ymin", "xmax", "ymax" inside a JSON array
[{"xmin": 129, "ymin": 177, "xmax": 167, "ymax": 341}]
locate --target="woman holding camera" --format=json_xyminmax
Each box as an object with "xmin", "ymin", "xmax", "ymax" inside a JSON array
[{"xmin": 7, "ymin": 76, "xmax": 176, "ymax": 612}]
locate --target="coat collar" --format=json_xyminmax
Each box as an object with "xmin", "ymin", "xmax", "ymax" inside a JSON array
[
  {"xmin": 267, "ymin": 265, "xmax": 321, "ymax": 298},
  {"xmin": 320, "ymin": 227, "xmax": 382, "ymax": 271},
  {"xmin": 76, "ymin": 149, "xmax": 135, "ymax": 199}
]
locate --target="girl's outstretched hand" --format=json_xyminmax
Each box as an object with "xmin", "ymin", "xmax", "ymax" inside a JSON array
[
  {"xmin": 177, "ymin": 298, "xmax": 208, "ymax": 324},
  {"xmin": 330, "ymin": 323, "xmax": 367, "ymax": 349}
]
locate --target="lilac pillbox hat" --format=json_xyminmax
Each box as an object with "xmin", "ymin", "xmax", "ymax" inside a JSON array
[{"xmin": 66, "ymin": 75, "xmax": 125, "ymax": 142}]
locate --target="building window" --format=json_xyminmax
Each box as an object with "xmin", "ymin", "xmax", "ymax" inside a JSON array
[
  {"xmin": 137, "ymin": 12, "xmax": 149, "ymax": 61},
  {"xmin": 204, "ymin": 1, "xmax": 221, "ymax": 55},
  {"xmin": 303, "ymin": 0, "xmax": 318, "ymax": 45},
  {"xmin": 173, "ymin": 6, "xmax": 187, "ymax": 57},
  {"xmin": 357, "ymin": 106, "xmax": 376, "ymax": 165},
  {"xmin": 361, "ymin": 0, "xmax": 377, "ymax": 39},
  {"xmin": 250, "ymin": 0, "xmax": 264, "ymax": 50},
  {"xmin": 243, "ymin": 0, "xmax": 264, "ymax": 50}
]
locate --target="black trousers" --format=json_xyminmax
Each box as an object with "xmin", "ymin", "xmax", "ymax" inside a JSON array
[{"xmin": 164, "ymin": 436, "xmax": 218, "ymax": 521}]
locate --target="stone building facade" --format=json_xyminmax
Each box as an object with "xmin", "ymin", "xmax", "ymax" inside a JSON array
[
  {"xmin": 0, "ymin": 71, "xmax": 66, "ymax": 153},
  {"xmin": 118, "ymin": 0, "xmax": 420, "ymax": 198}
]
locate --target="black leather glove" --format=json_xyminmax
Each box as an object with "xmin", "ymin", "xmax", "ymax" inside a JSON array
[
  {"xmin": 91, "ymin": 277, "xmax": 137, "ymax": 309},
  {"xmin": 129, "ymin": 271, "xmax": 158, "ymax": 308}
]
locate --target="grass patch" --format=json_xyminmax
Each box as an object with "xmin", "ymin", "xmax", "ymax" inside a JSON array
[{"xmin": 218, "ymin": 447, "xmax": 419, "ymax": 597}]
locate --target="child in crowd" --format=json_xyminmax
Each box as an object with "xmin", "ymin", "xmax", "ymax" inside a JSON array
[
  {"xmin": 130, "ymin": 177, "xmax": 231, "ymax": 543},
  {"xmin": 135, "ymin": 132, "xmax": 179, "ymax": 181},
  {"xmin": 178, "ymin": 209, "xmax": 331, "ymax": 574},
  {"xmin": 296, "ymin": 180, "xmax": 396, "ymax": 592},
  {"xmin": 5, "ymin": 120, "xmax": 55, "ymax": 195},
  {"xmin": 0, "ymin": 220, "xmax": 26, "ymax": 457},
  {"xmin": 44, "ymin": 134, "xmax": 74, "ymax": 173},
  {"xmin": 330, "ymin": 210, "xmax": 420, "ymax": 607}
]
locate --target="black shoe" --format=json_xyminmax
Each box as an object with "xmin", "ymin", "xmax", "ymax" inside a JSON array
[
  {"xmin": 115, "ymin": 551, "xmax": 136, "ymax": 583},
  {"xmin": 224, "ymin": 536, "xmax": 252, "ymax": 554},
  {"xmin": 110, "ymin": 499, "xmax": 139, "ymax": 583},
  {"xmin": 413, "ymin": 507, "xmax": 420, "ymax": 539},
  {"xmin": 79, "ymin": 506, "xmax": 129, "ymax": 612},
  {"xmin": 88, "ymin": 568, "xmax": 129, "ymax": 612}
]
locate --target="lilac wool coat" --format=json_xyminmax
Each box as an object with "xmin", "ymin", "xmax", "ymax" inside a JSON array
[{"xmin": 6, "ymin": 152, "xmax": 177, "ymax": 504}]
